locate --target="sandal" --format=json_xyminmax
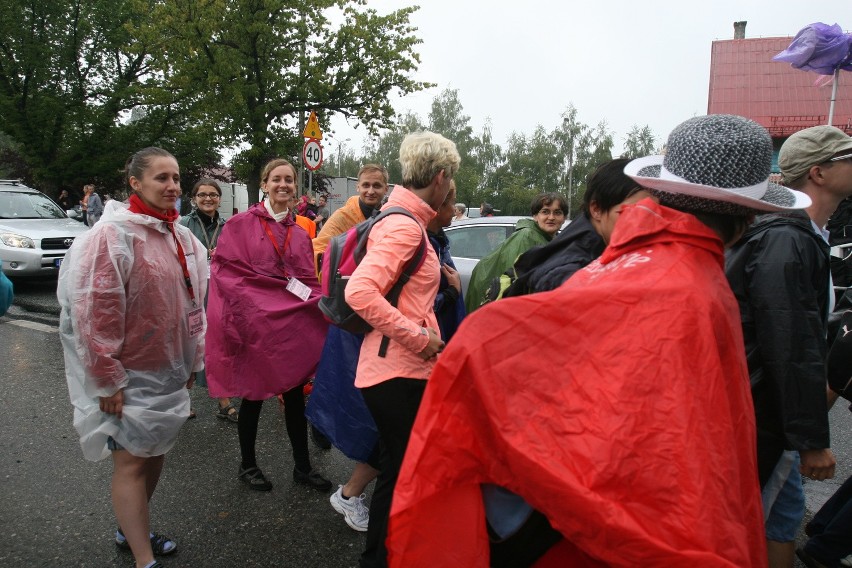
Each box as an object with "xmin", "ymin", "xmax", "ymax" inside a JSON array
[
  {"xmin": 239, "ymin": 466, "xmax": 272, "ymax": 491},
  {"xmin": 216, "ymin": 402, "xmax": 239, "ymax": 423},
  {"xmin": 115, "ymin": 528, "xmax": 177, "ymax": 555}
]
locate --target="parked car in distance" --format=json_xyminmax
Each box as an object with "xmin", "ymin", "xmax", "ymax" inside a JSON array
[
  {"xmin": 443, "ymin": 216, "xmax": 525, "ymax": 296},
  {"xmin": 0, "ymin": 180, "xmax": 89, "ymax": 277}
]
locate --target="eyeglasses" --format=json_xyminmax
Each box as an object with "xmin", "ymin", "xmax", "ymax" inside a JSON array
[
  {"xmin": 196, "ymin": 193, "xmax": 220, "ymax": 199},
  {"xmin": 538, "ymin": 209, "xmax": 565, "ymax": 217}
]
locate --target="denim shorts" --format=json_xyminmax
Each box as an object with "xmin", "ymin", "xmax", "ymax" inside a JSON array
[
  {"xmin": 762, "ymin": 450, "xmax": 805, "ymax": 542},
  {"xmin": 106, "ymin": 436, "xmax": 125, "ymax": 451}
]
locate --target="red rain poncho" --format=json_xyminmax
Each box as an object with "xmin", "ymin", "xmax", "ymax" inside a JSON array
[{"xmin": 387, "ymin": 200, "xmax": 766, "ymax": 567}]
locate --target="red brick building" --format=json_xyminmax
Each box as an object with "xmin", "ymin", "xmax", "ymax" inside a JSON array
[{"xmin": 708, "ymin": 26, "xmax": 852, "ymax": 172}]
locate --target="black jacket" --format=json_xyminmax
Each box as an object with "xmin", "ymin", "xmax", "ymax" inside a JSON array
[
  {"xmin": 503, "ymin": 213, "xmax": 605, "ymax": 298},
  {"xmin": 725, "ymin": 211, "xmax": 832, "ymax": 487}
]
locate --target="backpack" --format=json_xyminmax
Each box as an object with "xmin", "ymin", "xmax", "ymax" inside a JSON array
[{"xmin": 318, "ymin": 207, "xmax": 427, "ymax": 355}]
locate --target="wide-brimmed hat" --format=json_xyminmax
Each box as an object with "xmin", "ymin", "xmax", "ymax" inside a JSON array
[{"xmin": 624, "ymin": 115, "xmax": 811, "ymax": 213}]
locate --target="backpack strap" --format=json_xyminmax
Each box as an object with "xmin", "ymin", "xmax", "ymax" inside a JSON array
[{"xmin": 378, "ymin": 231, "xmax": 428, "ymax": 357}]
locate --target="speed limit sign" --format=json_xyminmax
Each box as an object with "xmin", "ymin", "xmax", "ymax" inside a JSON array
[{"xmin": 303, "ymin": 138, "xmax": 323, "ymax": 171}]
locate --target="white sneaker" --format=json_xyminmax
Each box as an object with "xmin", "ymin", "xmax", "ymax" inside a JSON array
[
  {"xmin": 330, "ymin": 485, "xmax": 369, "ymax": 532},
  {"xmin": 841, "ymin": 554, "xmax": 852, "ymax": 567}
]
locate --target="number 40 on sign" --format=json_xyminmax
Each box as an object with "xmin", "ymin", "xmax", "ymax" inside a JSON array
[{"xmin": 303, "ymin": 139, "xmax": 323, "ymax": 171}]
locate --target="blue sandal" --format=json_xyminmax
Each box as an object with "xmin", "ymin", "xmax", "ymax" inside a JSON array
[{"xmin": 115, "ymin": 528, "xmax": 177, "ymax": 555}]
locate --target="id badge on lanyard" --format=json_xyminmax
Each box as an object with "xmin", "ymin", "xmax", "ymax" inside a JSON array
[
  {"xmin": 261, "ymin": 218, "xmax": 312, "ymax": 301},
  {"xmin": 187, "ymin": 307, "xmax": 204, "ymax": 337}
]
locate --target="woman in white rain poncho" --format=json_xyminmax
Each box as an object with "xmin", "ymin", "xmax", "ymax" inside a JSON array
[{"xmin": 58, "ymin": 147, "xmax": 206, "ymax": 568}]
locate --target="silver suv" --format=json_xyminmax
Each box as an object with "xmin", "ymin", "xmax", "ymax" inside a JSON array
[{"xmin": 0, "ymin": 180, "xmax": 88, "ymax": 277}]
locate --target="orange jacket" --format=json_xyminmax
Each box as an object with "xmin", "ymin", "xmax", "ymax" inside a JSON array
[
  {"xmin": 295, "ymin": 214, "xmax": 316, "ymax": 238},
  {"xmin": 312, "ymin": 195, "xmax": 367, "ymax": 270}
]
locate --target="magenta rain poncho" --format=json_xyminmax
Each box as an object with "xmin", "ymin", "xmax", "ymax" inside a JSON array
[{"xmin": 205, "ymin": 203, "xmax": 329, "ymax": 400}]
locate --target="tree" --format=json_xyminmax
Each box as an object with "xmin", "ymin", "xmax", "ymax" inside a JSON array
[
  {"xmin": 0, "ymin": 0, "xmax": 220, "ymax": 196},
  {"xmin": 362, "ymin": 111, "xmax": 425, "ymax": 183},
  {"xmin": 427, "ymin": 88, "xmax": 483, "ymax": 206},
  {"xmin": 494, "ymin": 126, "xmax": 564, "ymax": 215},
  {"xmin": 322, "ymin": 145, "xmax": 362, "ymax": 179},
  {"xmin": 143, "ymin": 0, "xmax": 432, "ymax": 204},
  {"xmin": 622, "ymin": 125, "xmax": 657, "ymax": 159},
  {"xmin": 469, "ymin": 119, "xmax": 503, "ymax": 208}
]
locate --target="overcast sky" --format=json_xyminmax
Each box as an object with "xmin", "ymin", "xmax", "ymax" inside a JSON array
[{"xmin": 326, "ymin": 0, "xmax": 849, "ymax": 158}]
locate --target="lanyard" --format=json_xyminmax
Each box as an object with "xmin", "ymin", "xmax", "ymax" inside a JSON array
[
  {"xmin": 199, "ymin": 219, "xmax": 222, "ymax": 258},
  {"xmin": 260, "ymin": 217, "xmax": 293, "ymax": 278},
  {"xmin": 165, "ymin": 223, "xmax": 196, "ymax": 305}
]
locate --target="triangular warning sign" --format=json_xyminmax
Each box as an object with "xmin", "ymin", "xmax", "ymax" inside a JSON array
[{"xmin": 302, "ymin": 111, "xmax": 323, "ymax": 140}]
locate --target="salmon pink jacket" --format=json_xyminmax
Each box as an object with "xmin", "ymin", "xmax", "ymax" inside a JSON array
[{"xmin": 346, "ymin": 186, "xmax": 440, "ymax": 388}]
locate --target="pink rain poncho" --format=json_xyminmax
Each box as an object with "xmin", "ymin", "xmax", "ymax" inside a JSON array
[
  {"xmin": 58, "ymin": 200, "xmax": 207, "ymax": 461},
  {"xmin": 205, "ymin": 204, "xmax": 328, "ymax": 400}
]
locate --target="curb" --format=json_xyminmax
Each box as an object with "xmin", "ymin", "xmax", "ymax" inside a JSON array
[{"xmin": 5, "ymin": 304, "xmax": 60, "ymax": 327}]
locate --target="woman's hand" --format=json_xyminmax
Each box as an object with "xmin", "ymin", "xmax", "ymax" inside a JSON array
[
  {"xmin": 418, "ymin": 327, "xmax": 445, "ymax": 360},
  {"xmin": 442, "ymin": 264, "xmax": 461, "ymax": 294},
  {"xmin": 99, "ymin": 390, "xmax": 124, "ymax": 419}
]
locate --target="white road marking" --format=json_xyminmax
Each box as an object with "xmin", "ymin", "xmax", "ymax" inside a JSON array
[{"xmin": 2, "ymin": 319, "xmax": 59, "ymax": 333}]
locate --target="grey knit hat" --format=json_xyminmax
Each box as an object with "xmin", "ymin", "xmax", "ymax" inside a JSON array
[{"xmin": 624, "ymin": 115, "xmax": 810, "ymax": 212}]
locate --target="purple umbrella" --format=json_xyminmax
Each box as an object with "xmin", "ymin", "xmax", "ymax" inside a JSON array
[{"xmin": 773, "ymin": 22, "xmax": 852, "ymax": 125}]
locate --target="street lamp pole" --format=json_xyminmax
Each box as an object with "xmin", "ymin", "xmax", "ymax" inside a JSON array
[
  {"xmin": 567, "ymin": 138, "xmax": 575, "ymax": 219},
  {"xmin": 338, "ymin": 138, "xmax": 350, "ymax": 177}
]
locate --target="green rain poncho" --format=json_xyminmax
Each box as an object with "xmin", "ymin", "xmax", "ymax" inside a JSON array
[{"xmin": 465, "ymin": 218, "xmax": 551, "ymax": 313}]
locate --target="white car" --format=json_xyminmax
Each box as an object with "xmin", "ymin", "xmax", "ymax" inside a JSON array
[
  {"xmin": 0, "ymin": 180, "xmax": 88, "ymax": 277},
  {"xmin": 443, "ymin": 216, "xmax": 525, "ymax": 296}
]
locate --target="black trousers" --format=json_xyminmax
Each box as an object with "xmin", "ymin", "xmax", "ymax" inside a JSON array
[
  {"xmin": 238, "ymin": 384, "xmax": 311, "ymax": 473},
  {"xmin": 359, "ymin": 378, "xmax": 426, "ymax": 568},
  {"xmin": 805, "ymin": 474, "xmax": 852, "ymax": 563}
]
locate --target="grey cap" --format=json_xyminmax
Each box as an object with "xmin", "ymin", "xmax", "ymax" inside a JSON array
[{"xmin": 779, "ymin": 126, "xmax": 852, "ymax": 183}]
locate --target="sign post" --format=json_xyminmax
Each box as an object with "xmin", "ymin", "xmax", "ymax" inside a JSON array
[{"xmin": 301, "ymin": 111, "xmax": 324, "ymax": 197}]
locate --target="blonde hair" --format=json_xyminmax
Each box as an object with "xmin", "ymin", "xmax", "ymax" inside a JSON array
[{"xmin": 399, "ymin": 131, "xmax": 461, "ymax": 189}]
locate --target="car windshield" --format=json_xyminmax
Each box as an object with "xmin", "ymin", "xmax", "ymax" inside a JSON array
[
  {"xmin": 0, "ymin": 191, "xmax": 66, "ymax": 219},
  {"xmin": 445, "ymin": 225, "xmax": 511, "ymax": 259}
]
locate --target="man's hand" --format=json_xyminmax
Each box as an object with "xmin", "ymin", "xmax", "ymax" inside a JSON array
[
  {"xmin": 99, "ymin": 390, "xmax": 124, "ymax": 419},
  {"xmin": 800, "ymin": 448, "xmax": 836, "ymax": 481},
  {"xmin": 418, "ymin": 327, "xmax": 445, "ymax": 360}
]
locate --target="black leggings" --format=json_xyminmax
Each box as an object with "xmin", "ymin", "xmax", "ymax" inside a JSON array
[
  {"xmin": 238, "ymin": 384, "xmax": 311, "ymax": 473},
  {"xmin": 359, "ymin": 378, "xmax": 426, "ymax": 568}
]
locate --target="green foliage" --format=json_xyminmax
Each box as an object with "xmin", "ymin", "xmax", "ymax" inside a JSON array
[
  {"xmin": 141, "ymin": 0, "xmax": 432, "ymax": 203},
  {"xmin": 362, "ymin": 111, "xmax": 425, "ymax": 183},
  {"xmin": 622, "ymin": 125, "xmax": 657, "ymax": 159},
  {"xmin": 427, "ymin": 89, "xmax": 484, "ymax": 207},
  {"xmin": 478, "ymin": 105, "xmax": 614, "ymax": 217},
  {"xmin": 0, "ymin": 0, "xmax": 220, "ymax": 197}
]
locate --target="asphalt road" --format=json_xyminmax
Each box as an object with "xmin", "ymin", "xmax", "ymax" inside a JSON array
[
  {"xmin": 2, "ymin": 276, "xmax": 851, "ymax": 567},
  {"xmin": 0, "ymin": 315, "xmax": 368, "ymax": 568}
]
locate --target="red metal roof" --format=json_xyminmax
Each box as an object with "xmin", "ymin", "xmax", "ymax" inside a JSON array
[{"xmin": 708, "ymin": 37, "xmax": 852, "ymax": 137}]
